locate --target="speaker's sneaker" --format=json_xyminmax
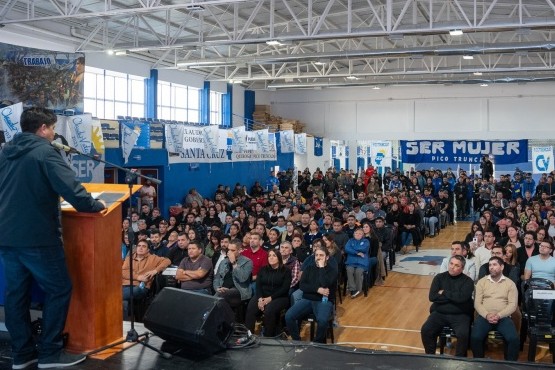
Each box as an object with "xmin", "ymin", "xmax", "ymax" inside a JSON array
[{"xmin": 38, "ymin": 351, "xmax": 86, "ymax": 369}]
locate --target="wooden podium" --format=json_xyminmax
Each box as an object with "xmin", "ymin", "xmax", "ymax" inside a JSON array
[{"xmin": 62, "ymin": 183, "xmax": 141, "ymax": 353}]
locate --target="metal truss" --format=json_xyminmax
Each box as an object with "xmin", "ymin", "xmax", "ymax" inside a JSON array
[{"xmin": 2, "ymin": 0, "xmax": 555, "ymax": 88}]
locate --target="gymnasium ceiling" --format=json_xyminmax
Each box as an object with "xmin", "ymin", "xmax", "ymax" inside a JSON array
[{"xmin": 2, "ymin": 0, "xmax": 555, "ymax": 90}]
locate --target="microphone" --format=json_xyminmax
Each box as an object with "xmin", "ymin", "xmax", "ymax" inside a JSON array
[{"xmin": 51, "ymin": 141, "xmax": 79, "ymax": 154}]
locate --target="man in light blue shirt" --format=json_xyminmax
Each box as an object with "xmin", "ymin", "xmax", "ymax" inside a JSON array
[{"xmin": 524, "ymin": 240, "xmax": 555, "ymax": 283}]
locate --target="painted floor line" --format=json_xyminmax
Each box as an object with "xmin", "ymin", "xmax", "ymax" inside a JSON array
[
  {"xmin": 336, "ymin": 342, "xmax": 423, "ymax": 351},
  {"xmin": 339, "ymin": 325, "xmax": 421, "ymax": 333}
]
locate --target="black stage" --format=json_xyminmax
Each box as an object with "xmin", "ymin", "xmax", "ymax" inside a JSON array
[{"xmin": 0, "ymin": 322, "xmax": 554, "ymax": 370}]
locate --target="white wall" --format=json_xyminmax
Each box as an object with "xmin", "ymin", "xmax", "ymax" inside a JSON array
[
  {"xmin": 232, "ymin": 85, "xmax": 245, "ymax": 126},
  {"xmin": 295, "ymin": 137, "xmax": 331, "ymax": 172},
  {"xmin": 266, "ymin": 83, "xmax": 555, "ymax": 141}
]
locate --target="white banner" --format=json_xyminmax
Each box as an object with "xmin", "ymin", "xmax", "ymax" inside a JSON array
[
  {"xmin": 121, "ymin": 123, "xmax": 141, "ymax": 164},
  {"xmin": 295, "ymin": 133, "xmax": 307, "ymax": 154},
  {"xmin": 165, "ymin": 124, "xmax": 184, "ymax": 154},
  {"xmin": 255, "ymin": 129, "xmax": 270, "ymax": 153},
  {"xmin": 202, "ymin": 125, "xmax": 220, "ymax": 157},
  {"xmin": 370, "ymin": 140, "xmax": 392, "ymax": 168},
  {"xmin": 279, "ymin": 130, "xmax": 295, "ymax": 153},
  {"xmin": 231, "ymin": 126, "xmax": 246, "ymax": 153},
  {"xmin": 168, "ymin": 125, "xmax": 276, "ymax": 163},
  {"xmin": 0, "ymin": 102, "xmax": 23, "ymax": 142},
  {"xmin": 532, "ymin": 146, "xmax": 554, "ymax": 174},
  {"xmin": 66, "ymin": 114, "xmax": 93, "ymax": 154}
]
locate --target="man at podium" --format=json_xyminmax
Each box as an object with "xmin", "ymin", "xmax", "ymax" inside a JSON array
[{"xmin": 0, "ymin": 107, "xmax": 106, "ymax": 369}]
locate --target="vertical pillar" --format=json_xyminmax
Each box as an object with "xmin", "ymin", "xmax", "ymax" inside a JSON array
[
  {"xmin": 200, "ymin": 81, "xmax": 210, "ymax": 125},
  {"xmin": 348, "ymin": 140, "xmax": 358, "ymax": 173},
  {"xmin": 222, "ymin": 83, "xmax": 232, "ymax": 127},
  {"xmin": 145, "ymin": 69, "xmax": 158, "ymax": 119},
  {"xmin": 244, "ymin": 90, "xmax": 255, "ymax": 129}
]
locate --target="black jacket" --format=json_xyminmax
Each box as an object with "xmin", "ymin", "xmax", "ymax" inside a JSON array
[
  {"xmin": 0, "ymin": 132, "xmax": 104, "ymax": 247},
  {"xmin": 429, "ymin": 271, "xmax": 474, "ymax": 316},
  {"xmin": 300, "ymin": 263, "xmax": 338, "ymax": 302}
]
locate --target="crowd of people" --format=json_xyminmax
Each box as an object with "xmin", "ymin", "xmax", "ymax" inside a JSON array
[{"xmin": 121, "ymin": 160, "xmax": 555, "ymax": 349}]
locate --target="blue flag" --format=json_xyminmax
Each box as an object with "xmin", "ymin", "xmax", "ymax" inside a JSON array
[{"xmin": 314, "ymin": 137, "xmax": 323, "ymax": 156}]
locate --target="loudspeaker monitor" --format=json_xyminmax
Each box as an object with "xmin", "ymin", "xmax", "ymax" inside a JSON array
[{"xmin": 143, "ymin": 287, "xmax": 234, "ymax": 353}]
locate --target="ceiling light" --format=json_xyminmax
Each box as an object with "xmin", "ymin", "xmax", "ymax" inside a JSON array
[
  {"xmin": 230, "ymin": 80, "xmax": 243, "ymax": 84},
  {"xmin": 480, "ymin": 83, "xmax": 488, "ymax": 87},
  {"xmin": 449, "ymin": 29, "xmax": 463, "ymax": 36},
  {"xmin": 388, "ymin": 33, "xmax": 404, "ymax": 41},
  {"xmin": 106, "ymin": 50, "xmax": 114, "ymax": 55},
  {"xmin": 314, "ymin": 61, "xmax": 326, "ymax": 66},
  {"xmin": 463, "ymin": 55, "xmax": 474, "ymax": 60},
  {"xmin": 266, "ymin": 40, "xmax": 282, "ymax": 46},
  {"xmin": 473, "ymin": 72, "xmax": 483, "ymax": 76},
  {"xmin": 115, "ymin": 50, "xmax": 129, "ymax": 56},
  {"xmin": 185, "ymin": 4, "xmax": 205, "ymax": 12},
  {"xmin": 346, "ymin": 76, "xmax": 358, "ymax": 80},
  {"xmin": 372, "ymin": 86, "xmax": 381, "ymax": 90}
]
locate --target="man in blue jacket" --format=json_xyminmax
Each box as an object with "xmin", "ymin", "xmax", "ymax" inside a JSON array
[{"xmin": 0, "ymin": 107, "xmax": 106, "ymax": 369}]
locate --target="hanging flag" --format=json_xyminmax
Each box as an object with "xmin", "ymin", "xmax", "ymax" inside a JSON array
[
  {"xmin": 255, "ymin": 129, "xmax": 270, "ymax": 153},
  {"xmin": 202, "ymin": 125, "xmax": 220, "ymax": 157},
  {"xmin": 279, "ymin": 130, "xmax": 295, "ymax": 153},
  {"xmin": 314, "ymin": 137, "xmax": 323, "ymax": 156},
  {"xmin": 370, "ymin": 140, "xmax": 392, "ymax": 167},
  {"xmin": 268, "ymin": 132, "xmax": 277, "ymax": 153},
  {"xmin": 165, "ymin": 124, "xmax": 184, "ymax": 154},
  {"xmin": 0, "ymin": 102, "xmax": 23, "ymax": 142},
  {"xmin": 295, "ymin": 133, "xmax": 307, "ymax": 154},
  {"xmin": 121, "ymin": 122, "xmax": 141, "ymax": 164},
  {"xmin": 66, "ymin": 114, "xmax": 93, "ymax": 154},
  {"xmin": 231, "ymin": 126, "xmax": 246, "ymax": 153},
  {"xmin": 532, "ymin": 146, "xmax": 554, "ymax": 174}
]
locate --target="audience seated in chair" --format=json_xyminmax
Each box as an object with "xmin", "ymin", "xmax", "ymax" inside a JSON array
[
  {"xmin": 285, "ymin": 245, "xmax": 338, "ymax": 343},
  {"xmin": 175, "ymin": 240, "xmax": 214, "ymax": 295},
  {"xmin": 421, "ymin": 255, "xmax": 474, "ymax": 357},
  {"xmin": 213, "ymin": 239, "xmax": 253, "ymax": 309},
  {"xmin": 122, "ymin": 240, "xmax": 171, "ymax": 315},
  {"xmin": 471, "ymin": 257, "xmax": 519, "ymax": 361},
  {"xmin": 244, "ymin": 250, "xmax": 291, "ymax": 337}
]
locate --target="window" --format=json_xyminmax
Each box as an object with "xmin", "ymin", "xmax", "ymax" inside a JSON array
[
  {"xmin": 83, "ymin": 67, "xmax": 145, "ymax": 119},
  {"xmin": 157, "ymin": 81, "xmax": 200, "ymax": 123},
  {"xmin": 210, "ymin": 90, "xmax": 222, "ymax": 125}
]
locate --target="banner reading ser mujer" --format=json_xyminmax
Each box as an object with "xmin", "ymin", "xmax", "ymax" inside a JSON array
[{"xmin": 400, "ymin": 140, "xmax": 528, "ymax": 164}]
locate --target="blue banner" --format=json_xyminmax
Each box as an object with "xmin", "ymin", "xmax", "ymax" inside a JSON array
[
  {"xmin": 314, "ymin": 137, "xmax": 323, "ymax": 157},
  {"xmin": 400, "ymin": 140, "xmax": 528, "ymax": 165}
]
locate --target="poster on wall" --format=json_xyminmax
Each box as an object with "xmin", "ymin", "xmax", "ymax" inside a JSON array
[
  {"xmin": 532, "ymin": 146, "xmax": 554, "ymax": 174},
  {"xmin": 370, "ymin": 140, "xmax": 392, "ymax": 168},
  {"xmin": 400, "ymin": 140, "xmax": 528, "ymax": 164},
  {"xmin": 0, "ymin": 42, "xmax": 85, "ymax": 114}
]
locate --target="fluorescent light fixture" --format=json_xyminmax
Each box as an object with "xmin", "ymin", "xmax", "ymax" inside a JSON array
[
  {"xmin": 449, "ymin": 29, "xmax": 463, "ymax": 36},
  {"xmin": 106, "ymin": 49, "xmax": 114, "ymax": 55},
  {"xmin": 473, "ymin": 72, "xmax": 483, "ymax": 76},
  {"xmin": 372, "ymin": 86, "xmax": 381, "ymax": 90},
  {"xmin": 462, "ymin": 55, "xmax": 474, "ymax": 60},
  {"xmin": 115, "ymin": 50, "xmax": 129, "ymax": 56},
  {"xmin": 314, "ymin": 61, "xmax": 326, "ymax": 66},
  {"xmin": 266, "ymin": 40, "xmax": 282, "ymax": 46},
  {"xmin": 480, "ymin": 83, "xmax": 488, "ymax": 87},
  {"xmin": 230, "ymin": 80, "xmax": 243, "ymax": 84},
  {"xmin": 346, "ymin": 75, "xmax": 358, "ymax": 80},
  {"xmin": 388, "ymin": 33, "xmax": 404, "ymax": 41},
  {"xmin": 185, "ymin": 4, "xmax": 205, "ymax": 11}
]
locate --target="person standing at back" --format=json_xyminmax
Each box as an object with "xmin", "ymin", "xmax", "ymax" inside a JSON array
[{"xmin": 0, "ymin": 107, "xmax": 106, "ymax": 369}]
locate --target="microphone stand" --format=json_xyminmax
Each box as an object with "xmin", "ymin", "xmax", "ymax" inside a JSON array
[{"xmin": 56, "ymin": 144, "xmax": 171, "ymax": 359}]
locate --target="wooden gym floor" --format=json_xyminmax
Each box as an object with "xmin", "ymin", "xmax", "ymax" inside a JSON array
[{"xmin": 327, "ymin": 221, "xmax": 554, "ymax": 364}]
